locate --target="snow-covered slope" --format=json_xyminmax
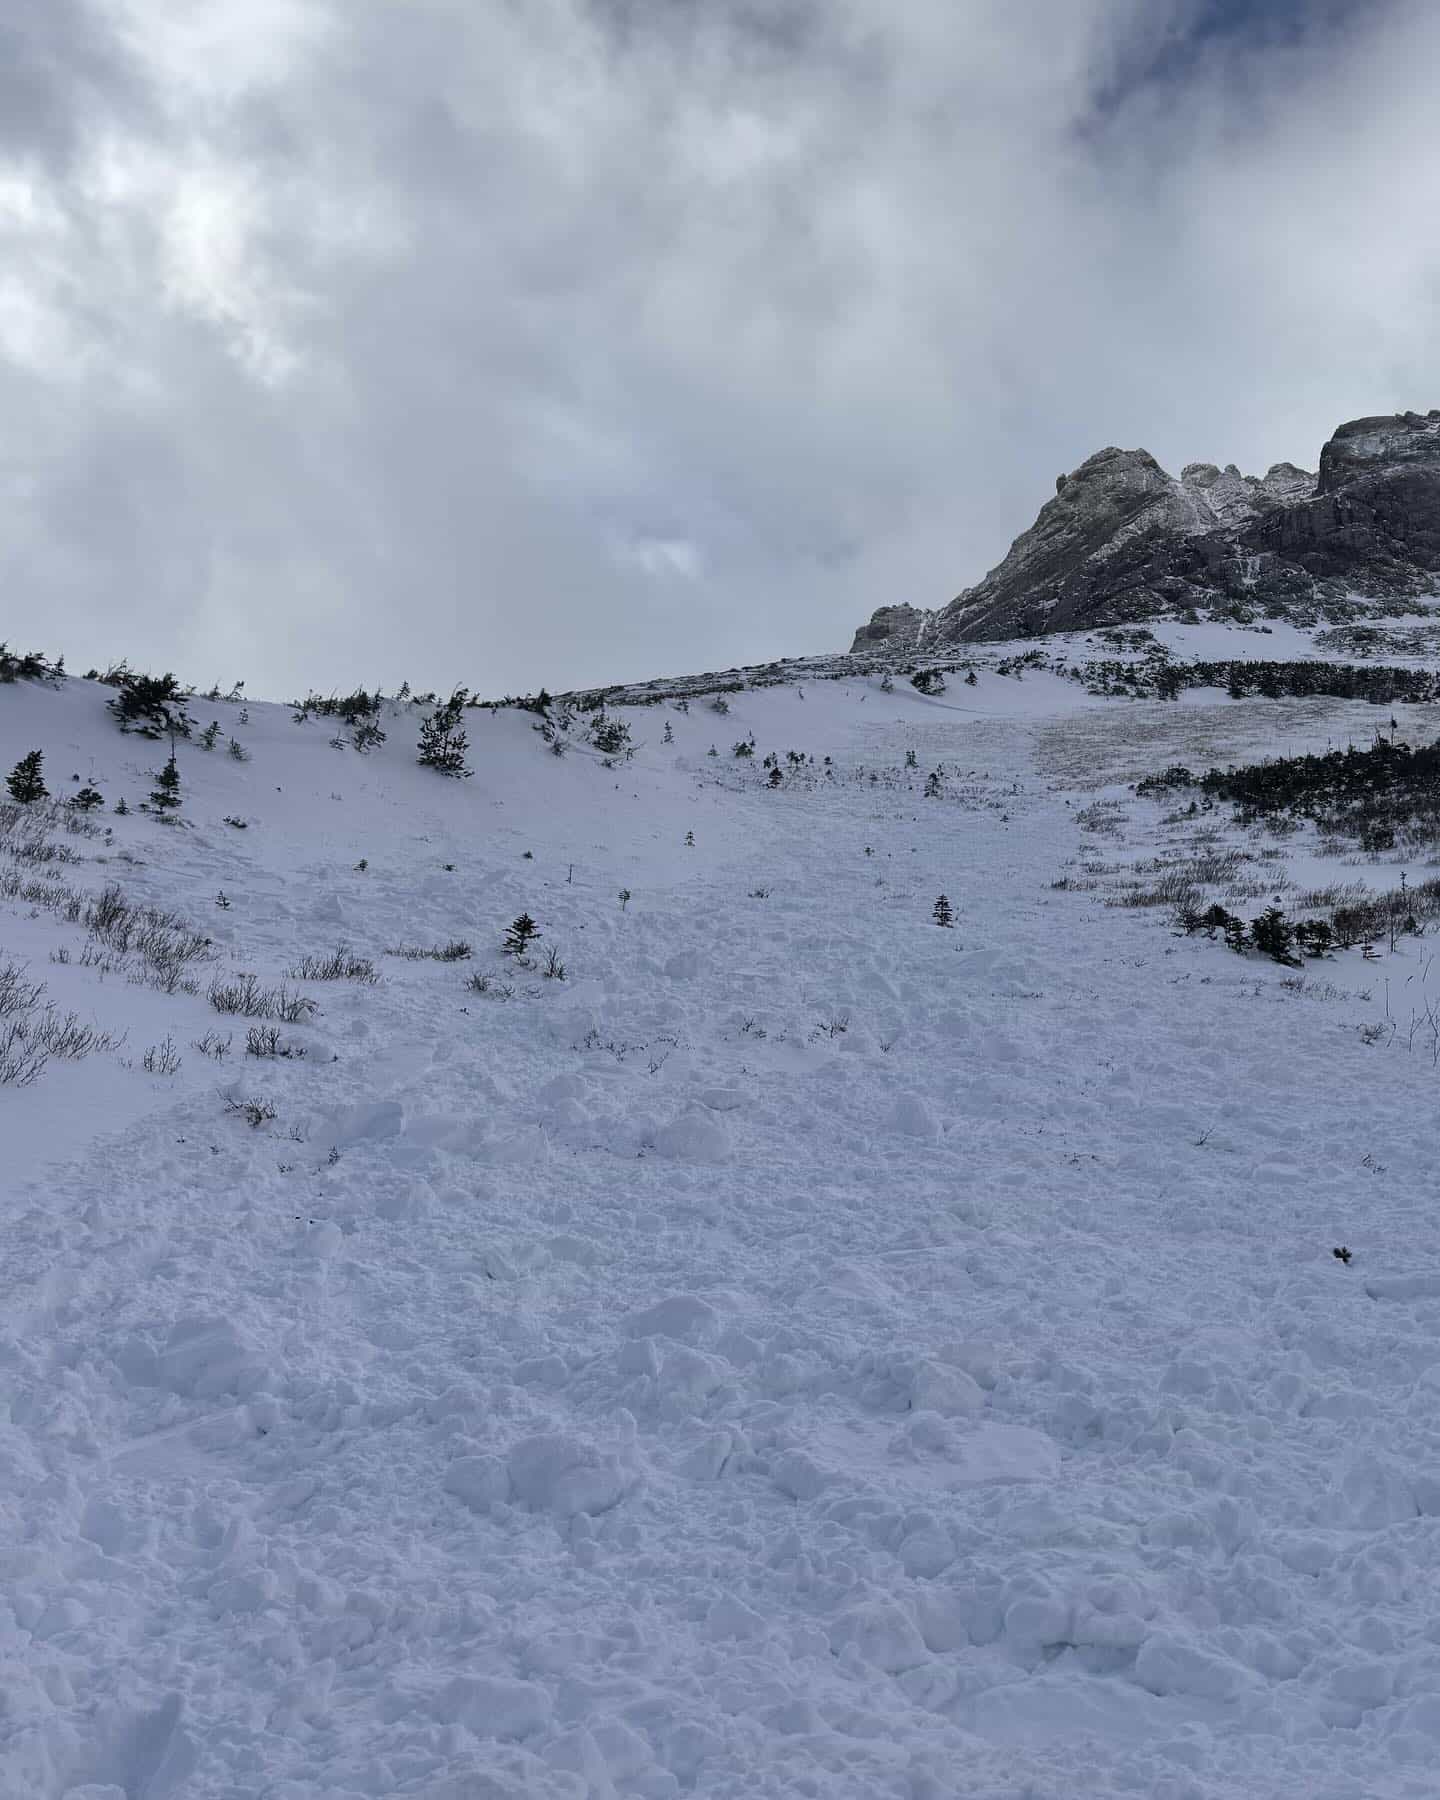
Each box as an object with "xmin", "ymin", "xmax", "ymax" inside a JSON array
[{"xmin": 5, "ymin": 647, "xmax": 1440, "ymax": 1799}]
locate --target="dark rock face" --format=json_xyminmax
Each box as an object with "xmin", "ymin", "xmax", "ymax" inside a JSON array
[
  {"xmin": 848, "ymin": 410, "xmax": 1440, "ymax": 651},
  {"xmin": 849, "ymin": 603, "xmax": 926, "ymax": 652}
]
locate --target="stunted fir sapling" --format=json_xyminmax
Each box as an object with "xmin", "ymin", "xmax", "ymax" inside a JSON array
[
  {"xmin": 504, "ymin": 913, "xmax": 540, "ymax": 957},
  {"xmin": 150, "ymin": 754, "xmax": 182, "ymax": 815}
]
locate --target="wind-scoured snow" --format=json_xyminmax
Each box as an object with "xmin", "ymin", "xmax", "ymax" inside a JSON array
[{"xmin": 5, "ymin": 651, "xmax": 1440, "ymax": 1799}]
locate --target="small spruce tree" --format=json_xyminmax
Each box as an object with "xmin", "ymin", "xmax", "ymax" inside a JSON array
[
  {"xmin": 933, "ymin": 894, "xmax": 954, "ymax": 928},
  {"xmin": 6, "ymin": 749, "xmax": 47, "ymax": 803},
  {"xmin": 924, "ymin": 771, "xmax": 942, "ymax": 798},
  {"xmin": 150, "ymin": 754, "xmax": 182, "ymax": 814},
  {"xmin": 418, "ymin": 691, "xmax": 472, "ymax": 777},
  {"xmin": 71, "ymin": 785, "xmax": 104, "ymax": 811},
  {"xmin": 1295, "ymin": 918, "xmax": 1333, "ymax": 959},
  {"xmin": 768, "ymin": 766, "xmax": 784, "ymax": 787},
  {"xmin": 905, "ymin": 749, "xmax": 917, "ymax": 769},
  {"xmin": 504, "ymin": 912, "xmax": 540, "ymax": 957},
  {"xmin": 1252, "ymin": 905, "xmax": 1298, "ymax": 966}
]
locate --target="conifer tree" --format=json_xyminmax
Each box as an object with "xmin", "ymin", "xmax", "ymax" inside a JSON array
[
  {"xmin": 418, "ymin": 691, "xmax": 472, "ymax": 777},
  {"xmin": 150, "ymin": 754, "xmax": 182, "ymax": 814},
  {"xmin": 768, "ymin": 766, "xmax": 783, "ymax": 787},
  {"xmin": 1252, "ymin": 905, "xmax": 1298, "ymax": 965},
  {"xmin": 504, "ymin": 912, "xmax": 540, "ymax": 957},
  {"xmin": 933, "ymin": 894, "xmax": 954, "ymax": 928},
  {"xmin": 6, "ymin": 749, "xmax": 47, "ymax": 803}
]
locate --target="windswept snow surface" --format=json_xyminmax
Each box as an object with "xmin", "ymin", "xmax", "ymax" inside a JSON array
[{"xmin": 5, "ymin": 661, "xmax": 1440, "ymax": 1798}]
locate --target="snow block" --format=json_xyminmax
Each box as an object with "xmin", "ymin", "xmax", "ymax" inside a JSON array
[
  {"xmin": 828, "ymin": 1600, "xmax": 928, "ymax": 1673},
  {"xmin": 651, "ymin": 1110, "xmax": 731, "ymax": 1163},
  {"xmin": 887, "ymin": 1094, "xmax": 938, "ymax": 1138},
  {"xmin": 142, "ymin": 1317, "xmax": 269, "ymax": 1399},
  {"xmin": 623, "ymin": 1294, "xmax": 720, "ymax": 1343},
  {"xmin": 437, "ymin": 1674, "xmax": 552, "ymax": 1739},
  {"xmin": 444, "ymin": 1455, "xmax": 511, "ymax": 1512},
  {"xmin": 1339, "ymin": 1455, "xmax": 1418, "ymax": 1529},
  {"xmin": 506, "ymin": 1433, "xmax": 637, "ymax": 1518},
  {"xmin": 1365, "ymin": 1273, "xmax": 1440, "ymax": 1302},
  {"xmin": 326, "ymin": 1099, "xmax": 404, "ymax": 1148},
  {"xmin": 772, "ymin": 1450, "xmax": 829, "ymax": 1501},
  {"xmin": 1134, "ymin": 1634, "xmax": 1248, "ymax": 1701}
]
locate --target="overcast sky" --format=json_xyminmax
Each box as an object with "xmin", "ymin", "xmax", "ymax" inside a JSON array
[{"xmin": 2, "ymin": 0, "xmax": 1436, "ymax": 697}]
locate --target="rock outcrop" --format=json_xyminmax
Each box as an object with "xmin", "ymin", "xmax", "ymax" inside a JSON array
[{"xmin": 850, "ymin": 410, "xmax": 1440, "ymax": 651}]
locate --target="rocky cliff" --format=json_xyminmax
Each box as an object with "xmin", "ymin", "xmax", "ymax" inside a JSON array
[{"xmin": 850, "ymin": 410, "xmax": 1440, "ymax": 651}]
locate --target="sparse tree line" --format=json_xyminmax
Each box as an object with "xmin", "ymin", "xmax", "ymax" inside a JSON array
[
  {"xmin": 1137, "ymin": 734, "xmax": 1440, "ymax": 852},
  {"xmin": 1174, "ymin": 884, "xmax": 1438, "ymax": 963},
  {"xmin": 1127, "ymin": 734, "xmax": 1440, "ymax": 963},
  {"xmin": 0, "ymin": 644, "xmax": 65, "ymax": 685},
  {"xmin": 1074, "ymin": 655, "xmax": 1440, "ymax": 707}
]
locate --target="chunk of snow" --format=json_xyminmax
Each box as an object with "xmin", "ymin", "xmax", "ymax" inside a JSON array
[
  {"xmin": 506, "ymin": 1433, "xmax": 637, "ymax": 1518},
  {"xmin": 436, "ymin": 1674, "xmax": 552, "ymax": 1739},
  {"xmin": 651, "ymin": 1110, "xmax": 731, "ymax": 1162},
  {"xmin": 623, "ymin": 1295, "xmax": 720, "ymax": 1343}
]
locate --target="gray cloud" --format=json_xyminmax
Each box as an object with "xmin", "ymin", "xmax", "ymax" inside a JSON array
[{"xmin": 0, "ymin": 0, "xmax": 1435, "ymax": 695}]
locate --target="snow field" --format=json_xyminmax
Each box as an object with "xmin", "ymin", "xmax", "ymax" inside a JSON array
[{"xmin": 5, "ymin": 657, "xmax": 1440, "ymax": 1797}]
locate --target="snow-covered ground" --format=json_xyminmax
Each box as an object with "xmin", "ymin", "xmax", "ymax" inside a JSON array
[{"xmin": 5, "ymin": 649, "xmax": 1440, "ymax": 1799}]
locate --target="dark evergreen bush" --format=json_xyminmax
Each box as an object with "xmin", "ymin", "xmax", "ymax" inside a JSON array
[
  {"xmin": 105, "ymin": 666, "xmax": 192, "ymax": 739},
  {"xmin": 418, "ymin": 692, "xmax": 472, "ymax": 776},
  {"xmin": 6, "ymin": 750, "xmax": 47, "ymax": 803},
  {"xmin": 504, "ymin": 912, "xmax": 540, "ymax": 957},
  {"xmin": 149, "ymin": 755, "xmax": 181, "ymax": 814}
]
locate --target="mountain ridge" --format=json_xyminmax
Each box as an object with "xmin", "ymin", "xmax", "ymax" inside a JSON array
[{"xmin": 851, "ymin": 408, "xmax": 1440, "ymax": 653}]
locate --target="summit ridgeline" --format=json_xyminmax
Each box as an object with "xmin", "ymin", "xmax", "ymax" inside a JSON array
[{"xmin": 852, "ymin": 409, "xmax": 1440, "ymax": 652}]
